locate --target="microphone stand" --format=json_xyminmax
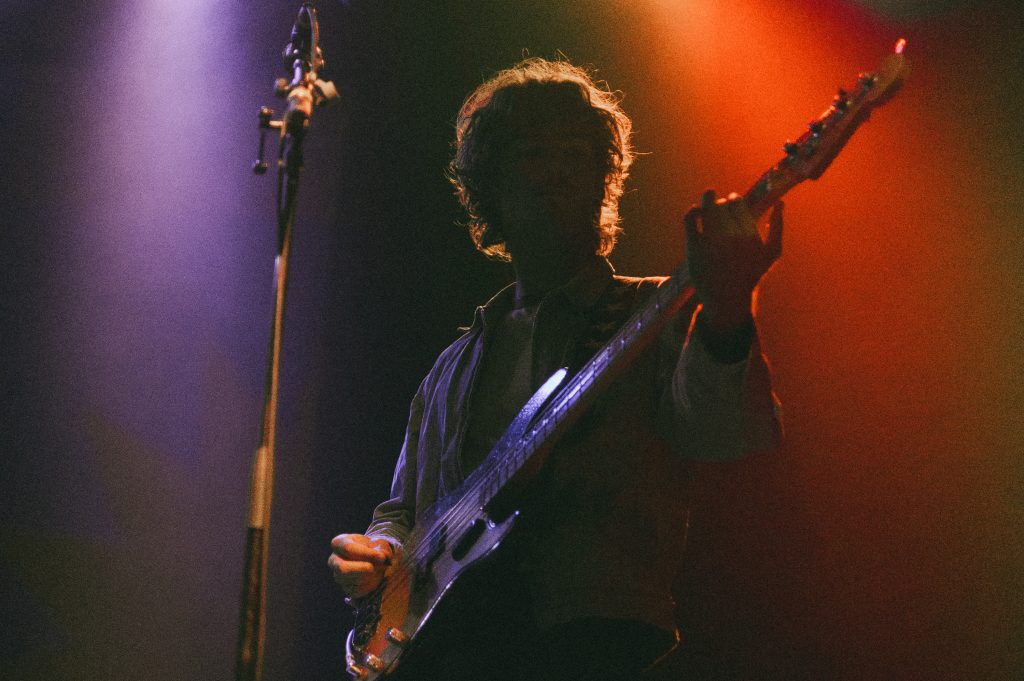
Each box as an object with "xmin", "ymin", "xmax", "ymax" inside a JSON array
[{"xmin": 236, "ymin": 5, "xmax": 338, "ymax": 680}]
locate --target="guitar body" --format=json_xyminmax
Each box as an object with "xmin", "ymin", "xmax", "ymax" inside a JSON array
[{"xmin": 347, "ymin": 508, "xmax": 520, "ymax": 680}]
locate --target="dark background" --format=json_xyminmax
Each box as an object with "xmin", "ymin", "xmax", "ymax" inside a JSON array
[{"xmin": 2, "ymin": 1, "xmax": 1021, "ymax": 679}]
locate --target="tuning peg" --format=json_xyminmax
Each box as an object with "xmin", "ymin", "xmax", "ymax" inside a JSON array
[
  {"xmin": 858, "ymin": 72, "xmax": 876, "ymax": 90},
  {"xmin": 833, "ymin": 88, "xmax": 849, "ymax": 112},
  {"xmin": 783, "ymin": 141, "xmax": 799, "ymax": 156},
  {"xmin": 808, "ymin": 120, "xmax": 824, "ymax": 135}
]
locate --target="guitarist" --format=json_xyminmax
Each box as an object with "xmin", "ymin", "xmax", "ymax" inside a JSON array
[{"xmin": 329, "ymin": 57, "xmax": 784, "ymax": 680}]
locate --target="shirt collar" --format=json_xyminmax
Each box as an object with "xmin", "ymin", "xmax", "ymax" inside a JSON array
[
  {"xmin": 555, "ymin": 255, "xmax": 616, "ymax": 309},
  {"xmin": 471, "ymin": 256, "xmax": 615, "ymax": 330}
]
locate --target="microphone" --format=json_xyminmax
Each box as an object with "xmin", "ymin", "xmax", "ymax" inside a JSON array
[
  {"xmin": 278, "ymin": 4, "xmax": 339, "ymax": 136},
  {"xmin": 282, "ymin": 4, "xmax": 315, "ymax": 70}
]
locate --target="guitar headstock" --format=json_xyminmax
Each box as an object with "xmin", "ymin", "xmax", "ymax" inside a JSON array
[{"xmin": 745, "ymin": 40, "xmax": 909, "ymax": 217}]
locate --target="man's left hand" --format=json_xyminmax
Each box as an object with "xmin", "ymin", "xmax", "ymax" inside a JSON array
[{"xmin": 684, "ymin": 189, "xmax": 783, "ymax": 334}]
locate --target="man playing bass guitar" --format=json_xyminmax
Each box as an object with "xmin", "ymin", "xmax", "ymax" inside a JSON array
[{"xmin": 329, "ymin": 57, "xmax": 784, "ymax": 680}]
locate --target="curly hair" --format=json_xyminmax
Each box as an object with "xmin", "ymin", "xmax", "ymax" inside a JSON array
[{"xmin": 449, "ymin": 57, "xmax": 634, "ymax": 261}]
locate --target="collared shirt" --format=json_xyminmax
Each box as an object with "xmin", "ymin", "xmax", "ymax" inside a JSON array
[{"xmin": 366, "ymin": 256, "xmax": 782, "ymax": 633}]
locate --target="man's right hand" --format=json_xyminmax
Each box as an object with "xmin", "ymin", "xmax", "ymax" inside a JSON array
[{"xmin": 328, "ymin": 533, "xmax": 394, "ymax": 600}]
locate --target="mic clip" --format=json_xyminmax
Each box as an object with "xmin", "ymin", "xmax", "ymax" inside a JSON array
[{"xmin": 254, "ymin": 3, "xmax": 339, "ymax": 175}]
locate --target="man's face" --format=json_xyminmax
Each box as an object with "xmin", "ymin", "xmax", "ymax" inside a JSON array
[{"xmin": 493, "ymin": 120, "xmax": 606, "ymax": 261}]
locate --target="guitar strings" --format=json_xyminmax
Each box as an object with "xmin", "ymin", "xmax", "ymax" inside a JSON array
[
  {"xmin": 372, "ymin": 367, "xmax": 581, "ymax": 607},
  {"xmin": 367, "ymin": 333, "xmax": 612, "ymax": 610}
]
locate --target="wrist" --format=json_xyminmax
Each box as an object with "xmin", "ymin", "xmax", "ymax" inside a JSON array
[
  {"xmin": 700, "ymin": 297, "xmax": 753, "ymax": 334},
  {"xmin": 695, "ymin": 307, "xmax": 755, "ymax": 364}
]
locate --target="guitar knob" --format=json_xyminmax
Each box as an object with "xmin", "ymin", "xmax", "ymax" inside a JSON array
[
  {"xmin": 365, "ymin": 654, "xmax": 386, "ymax": 672},
  {"xmin": 346, "ymin": 663, "xmax": 369, "ymax": 680},
  {"xmin": 386, "ymin": 627, "xmax": 410, "ymax": 646}
]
